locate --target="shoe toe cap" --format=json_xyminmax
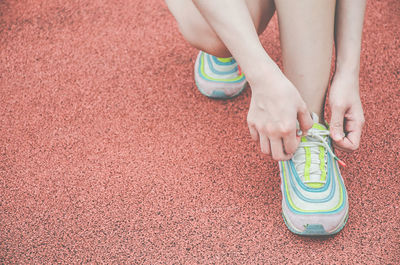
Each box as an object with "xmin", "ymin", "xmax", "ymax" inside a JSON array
[{"xmin": 283, "ymin": 201, "xmax": 348, "ymax": 235}]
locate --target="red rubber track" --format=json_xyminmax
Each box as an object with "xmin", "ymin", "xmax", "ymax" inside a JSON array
[{"xmin": 1, "ymin": 0, "xmax": 399, "ymax": 263}]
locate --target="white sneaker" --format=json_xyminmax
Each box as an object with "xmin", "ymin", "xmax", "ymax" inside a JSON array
[
  {"xmin": 194, "ymin": 51, "xmax": 247, "ymax": 99},
  {"xmin": 279, "ymin": 113, "xmax": 349, "ymax": 236}
]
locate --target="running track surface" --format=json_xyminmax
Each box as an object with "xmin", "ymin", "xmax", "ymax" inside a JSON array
[{"xmin": 1, "ymin": 0, "xmax": 399, "ymax": 263}]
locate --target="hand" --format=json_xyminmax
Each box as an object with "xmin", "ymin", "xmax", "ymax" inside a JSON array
[
  {"xmin": 247, "ymin": 75, "xmax": 313, "ymax": 161},
  {"xmin": 329, "ymin": 73, "xmax": 365, "ymax": 152}
]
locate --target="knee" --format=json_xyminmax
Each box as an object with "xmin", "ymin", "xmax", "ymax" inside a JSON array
[
  {"xmin": 176, "ymin": 18, "xmax": 266, "ymax": 58},
  {"xmin": 177, "ymin": 20, "xmax": 231, "ymax": 57}
]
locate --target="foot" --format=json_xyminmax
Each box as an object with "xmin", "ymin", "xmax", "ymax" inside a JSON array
[
  {"xmin": 194, "ymin": 51, "xmax": 247, "ymax": 99},
  {"xmin": 279, "ymin": 113, "xmax": 349, "ymax": 236}
]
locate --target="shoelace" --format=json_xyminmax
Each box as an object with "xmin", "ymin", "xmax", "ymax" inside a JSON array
[{"xmin": 293, "ymin": 128, "xmax": 346, "ymax": 184}]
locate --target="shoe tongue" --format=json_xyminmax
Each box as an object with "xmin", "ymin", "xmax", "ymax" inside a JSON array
[
  {"xmin": 312, "ymin": 123, "xmax": 327, "ymax": 131},
  {"xmin": 309, "ymin": 112, "xmax": 328, "ymax": 133}
]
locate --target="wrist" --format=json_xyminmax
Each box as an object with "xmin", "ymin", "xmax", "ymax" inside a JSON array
[
  {"xmin": 244, "ymin": 60, "xmax": 283, "ymax": 90},
  {"xmin": 330, "ymin": 71, "xmax": 360, "ymax": 94},
  {"xmin": 335, "ymin": 58, "xmax": 360, "ymax": 78},
  {"xmin": 333, "ymin": 67, "xmax": 360, "ymax": 83}
]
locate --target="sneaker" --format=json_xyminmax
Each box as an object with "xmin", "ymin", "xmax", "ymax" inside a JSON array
[
  {"xmin": 194, "ymin": 51, "xmax": 247, "ymax": 99},
  {"xmin": 279, "ymin": 113, "xmax": 348, "ymax": 236}
]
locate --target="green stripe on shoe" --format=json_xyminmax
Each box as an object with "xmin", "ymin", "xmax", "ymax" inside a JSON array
[{"xmin": 216, "ymin": 57, "xmax": 233, "ymax": 63}]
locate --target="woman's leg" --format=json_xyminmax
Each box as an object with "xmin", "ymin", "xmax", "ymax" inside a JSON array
[
  {"xmin": 165, "ymin": 0, "xmax": 275, "ymax": 58},
  {"xmin": 274, "ymin": 0, "xmax": 336, "ymax": 121}
]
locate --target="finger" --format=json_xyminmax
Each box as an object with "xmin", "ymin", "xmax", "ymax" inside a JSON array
[
  {"xmin": 332, "ymin": 141, "xmax": 348, "ymax": 152},
  {"xmin": 333, "ymin": 121, "xmax": 363, "ymax": 151},
  {"xmin": 330, "ymin": 107, "xmax": 346, "ymax": 142},
  {"xmin": 270, "ymin": 138, "xmax": 292, "ymax": 161},
  {"xmin": 283, "ymin": 130, "xmax": 299, "ymax": 155},
  {"xmin": 345, "ymin": 118, "xmax": 365, "ymax": 134},
  {"xmin": 346, "ymin": 129, "xmax": 362, "ymax": 150},
  {"xmin": 259, "ymin": 134, "xmax": 271, "ymax": 155},
  {"xmin": 297, "ymin": 107, "xmax": 313, "ymax": 135},
  {"xmin": 343, "ymin": 121, "xmax": 363, "ymax": 150},
  {"xmin": 248, "ymin": 125, "xmax": 259, "ymax": 141},
  {"xmin": 333, "ymin": 135, "xmax": 358, "ymax": 152}
]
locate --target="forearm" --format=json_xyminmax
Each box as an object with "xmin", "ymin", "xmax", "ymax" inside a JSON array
[
  {"xmin": 192, "ymin": 0, "xmax": 282, "ymax": 86},
  {"xmin": 334, "ymin": 0, "xmax": 367, "ymax": 76}
]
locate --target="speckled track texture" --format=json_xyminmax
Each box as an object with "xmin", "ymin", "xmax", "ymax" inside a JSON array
[{"xmin": 1, "ymin": 0, "xmax": 399, "ymax": 263}]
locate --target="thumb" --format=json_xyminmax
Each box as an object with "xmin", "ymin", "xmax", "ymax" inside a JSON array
[
  {"xmin": 297, "ymin": 107, "xmax": 313, "ymax": 135},
  {"xmin": 330, "ymin": 107, "xmax": 345, "ymax": 141}
]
